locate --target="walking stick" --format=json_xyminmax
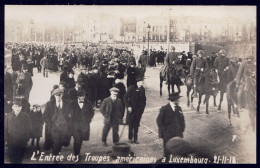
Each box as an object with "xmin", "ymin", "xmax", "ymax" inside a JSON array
[{"xmin": 119, "ymin": 124, "xmax": 126, "ymax": 141}]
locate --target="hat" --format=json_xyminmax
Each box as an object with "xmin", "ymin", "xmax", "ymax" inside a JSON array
[
  {"xmin": 53, "ymin": 84, "xmax": 59, "ymax": 90},
  {"xmin": 77, "ymin": 89, "xmax": 86, "ymax": 97},
  {"xmin": 52, "ymin": 88, "xmax": 64, "ymax": 96},
  {"xmin": 22, "ymin": 64, "xmax": 28, "ymax": 70},
  {"xmin": 171, "ymin": 46, "xmax": 176, "ymax": 50},
  {"xmin": 168, "ymin": 92, "xmax": 182, "ymax": 101},
  {"xmin": 33, "ymin": 104, "xmax": 40, "ymax": 108},
  {"xmin": 68, "ymin": 70, "xmax": 74, "ymax": 75},
  {"xmin": 109, "ymin": 143, "xmax": 131, "ymax": 159},
  {"xmin": 136, "ymin": 76, "xmax": 145, "ymax": 82},
  {"xmin": 109, "ymin": 87, "xmax": 119, "ymax": 93},
  {"xmin": 219, "ymin": 49, "xmax": 226, "ymax": 55},
  {"xmin": 197, "ymin": 50, "xmax": 205, "ymax": 56},
  {"xmin": 166, "ymin": 137, "xmax": 194, "ymax": 156},
  {"xmin": 12, "ymin": 97, "xmax": 23, "ymax": 106}
]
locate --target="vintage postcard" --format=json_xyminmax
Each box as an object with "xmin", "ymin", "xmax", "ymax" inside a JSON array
[{"xmin": 4, "ymin": 5, "xmax": 256, "ymax": 164}]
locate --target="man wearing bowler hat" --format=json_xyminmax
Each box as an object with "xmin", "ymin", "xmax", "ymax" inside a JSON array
[
  {"xmin": 124, "ymin": 76, "xmax": 146, "ymax": 144},
  {"xmin": 156, "ymin": 92, "xmax": 185, "ymax": 158},
  {"xmin": 100, "ymin": 87, "xmax": 124, "ymax": 146},
  {"xmin": 5, "ymin": 97, "xmax": 32, "ymax": 163},
  {"xmin": 70, "ymin": 89, "xmax": 94, "ymax": 158}
]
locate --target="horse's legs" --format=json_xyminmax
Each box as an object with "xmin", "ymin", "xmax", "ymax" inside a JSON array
[
  {"xmin": 191, "ymin": 89, "xmax": 195, "ymax": 109},
  {"xmin": 213, "ymin": 95, "xmax": 217, "ymax": 108},
  {"xmin": 167, "ymin": 82, "xmax": 171, "ymax": 95},
  {"xmin": 187, "ymin": 86, "xmax": 190, "ymax": 107},
  {"xmin": 218, "ymin": 91, "xmax": 224, "ymax": 111},
  {"xmin": 160, "ymin": 76, "xmax": 163, "ymax": 97},
  {"xmin": 196, "ymin": 93, "xmax": 202, "ymax": 113},
  {"xmin": 228, "ymin": 102, "xmax": 232, "ymax": 125},
  {"xmin": 205, "ymin": 94, "xmax": 210, "ymax": 116},
  {"xmin": 248, "ymin": 110, "xmax": 256, "ymax": 132}
]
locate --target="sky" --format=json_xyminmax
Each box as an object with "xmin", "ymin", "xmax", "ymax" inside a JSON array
[{"xmin": 5, "ymin": 5, "xmax": 256, "ymax": 24}]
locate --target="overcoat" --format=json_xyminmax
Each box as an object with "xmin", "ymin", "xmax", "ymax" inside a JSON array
[
  {"xmin": 43, "ymin": 98, "xmax": 72, "ymax": 146},
  {"xmin": 70, "ymin": 99, "xmax": 94, "ymax": 141},
  {"xmin": 124, "ymin": 85, "xmax": 146, "ymax": 127},
  {"xmin": 156, "ymin": 103, "xmax": 185, "ymax": 143},
  {"xmin": 5, "ymin": 111, "xmax": 32, "ymax": 147}
]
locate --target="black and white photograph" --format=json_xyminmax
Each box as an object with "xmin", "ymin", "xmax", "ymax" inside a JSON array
[{"xmin": 4, "ymin": 5, "xmax": 256, "ymax": 164}]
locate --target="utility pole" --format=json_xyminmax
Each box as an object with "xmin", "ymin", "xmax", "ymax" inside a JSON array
[{"xmin": 167, "ymin": 8, "xmax": 172, "ymax": 57}]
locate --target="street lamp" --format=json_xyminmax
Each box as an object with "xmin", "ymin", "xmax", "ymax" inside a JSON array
[{"xmin": 147, "ymin": 24, "xmax": 151, "ymax": 65}]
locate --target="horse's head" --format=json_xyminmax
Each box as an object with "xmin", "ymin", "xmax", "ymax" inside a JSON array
[{"xmin": 209, "ymin": 69, "xmax": 220, "ymax": 84}]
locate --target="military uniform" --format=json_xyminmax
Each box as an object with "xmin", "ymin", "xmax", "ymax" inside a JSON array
[
  {"xmin": 189, "ymin": 56, "xmax": 208, "ymax": 92},
  {"xmin": 236, "ymin": 60, "xmax": 256, "ymax": 108},
  {"xmin": 214, "ymin": 56, "xmax": 229, "ymax": 78}
]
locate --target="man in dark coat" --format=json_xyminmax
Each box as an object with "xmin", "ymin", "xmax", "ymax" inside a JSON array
[
  {"xmin": 189, "ymin": 50, "xmax": 208, "ymax": 98},
  {"xmin": 11, "ymin": 49, "xmax": 21, "ymax": 72},
  {"xmin": 126, "ymin": 62, "xmax": 137, "ymax": 88},
  {"xmin": 124, "ymin": 77, "xmax": 146, "ymax": 144},
  {"xmin": 138, "ymin": 51, "xmax": 147, "ymax": 74},
  {"xmin": 60, "ymin": 66, "xmax": 69, "ymax": 83},
  {"xmin": 65, "ymin": 70, "xmax": 76, "ymax": 91},
  {"xmin": 68, "ymin": 81, "xmax": 83, "ymax": 101},
  {"xmin": 35, "ymin": 49, "xmax": 43, "ymax": 73},
  {"xmin": 70, "ymin": 89, "xmax": 94, "ymax": 157},
  {"xmin": 156, "ymin": 93, "xmax": 185, "ymax": 158},
  {"xmin": 5, "ymin": 65, "xmax": 13, "ymax": 113},
  {"xmin": 100, "ymin": 87, "xmax": 123, "ymax": 146},
  {"xmin": 43, "ymin": 88, "xmax": 72, "ymax": 157},
  {"xmin": 214, "ymin": 50, "xmax": 229, "ymax": 85},
  {"xmin": 5, "ymin": 98, "xmax": 32, "ymax": 163},
  {"xmin": 16, "ymin": 64, "xmax": 33, "ymax": 101}
]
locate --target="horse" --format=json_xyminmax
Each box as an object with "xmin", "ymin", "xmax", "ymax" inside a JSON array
[
  {"xmin": 196, "ymin": 68, "xmax": 220, "ymax": 116},
  {"xmin": 226, "ymin": 62, "xmax": 256, "ymax": 132},
  {"xmin": 215, "ymin": 58, "xmax": 240, "ymax": 112},
  {"xmin": 159, "ymin": 64, "xmax": 184, "ymax": 96}
]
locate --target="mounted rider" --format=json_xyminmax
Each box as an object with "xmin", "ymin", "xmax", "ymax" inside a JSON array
[
  {"xmin": 214, "ymin": 49, "xmax": 230, "ymax": 81},
  {"xmin": 189, "ymin": 50, "xmax": 208, "ymax": 98},
  {"xmin": 161, "ymin": 46, "xmax": 178, "ymax": 84},
  {"xmin": 235, "ymin": 55, "xmax": 256, "ymax": 110}
]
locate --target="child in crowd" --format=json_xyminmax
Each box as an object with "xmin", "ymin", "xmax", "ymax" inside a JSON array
[{"xmin": 29, "ymin": 104, "xmax": 43, "ymax": 149}]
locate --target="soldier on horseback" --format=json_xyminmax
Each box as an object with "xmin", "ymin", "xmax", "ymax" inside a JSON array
[
  {"xmin": 161, "ymin": 46, "xmax": 178, "ymax": 84},
  {"xmin": 214, "ymin": 49, "xmax": 229, "ymax": 81},
  {"xmin": 235, "ymin": 55, "xmax": 256, "ymax": 111},
  {"xmin": 189, "ymin": 50, "xmax": 208, "ymax": 98}
]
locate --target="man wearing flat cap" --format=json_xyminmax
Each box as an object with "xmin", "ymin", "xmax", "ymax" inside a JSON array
[
  {"xmin": 70, "ymin": 89, "xmax": 94, "ymax": 158},
  {"xmin": 189, "ymin": 50, "xmax": 209, "ymax": 98},
  {"xmin": 5, "ymin": 97, "xmax": 32, "ymax": 163},
  {"xmin": 124, "ymin": 76, "xmax": 146, "ymax": 144},
  {"xmin": 157, "ymin": 92, "xmax": 185, "ymax": 158},
  {"xmin": 43, "ymin": 88, "xmax": 72, "ymax": 157},
  {"xmin": 100, "ymin": 87, "xmax": 124, "ymax": 146}
]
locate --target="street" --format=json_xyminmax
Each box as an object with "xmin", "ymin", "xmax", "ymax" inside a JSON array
[{"xmin": 5, "ymin": 64, "xmax": 256, "ymax": 164}]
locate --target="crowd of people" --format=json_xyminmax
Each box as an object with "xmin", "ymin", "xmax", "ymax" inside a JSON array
[{"xmin": 4, "ymin": 41, "xmax": 256, "ymax": 164}]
